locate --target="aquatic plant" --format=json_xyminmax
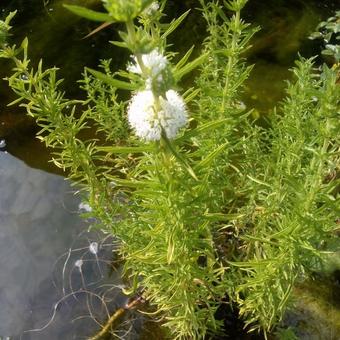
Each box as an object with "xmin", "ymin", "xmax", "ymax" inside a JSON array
[
  {"xmin": 0, "ymin": 1, "xmax": 339, "ymax": 338},
  {"xmin": 309, "ymin": 10, "xmax": 340, "ymax": 63}
]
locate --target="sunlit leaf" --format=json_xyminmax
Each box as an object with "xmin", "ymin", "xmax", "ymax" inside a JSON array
[
  {"xmin": 86, "ymin": 67, "xmax": 138, "ymax": 90},
  {"xmin": 63, "ymin": 4, "xmax": 112, "ymax": 22}
]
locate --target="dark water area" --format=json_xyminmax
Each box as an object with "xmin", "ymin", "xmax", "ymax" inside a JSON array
[{"xmin": 0, "ymin": 0, "xmax": 337, "ymax": 171}]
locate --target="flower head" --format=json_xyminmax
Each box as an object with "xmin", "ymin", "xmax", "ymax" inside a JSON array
[
  {"xmin": 128, "ymin": 49, "xmax": 173, "ymax": 94},
  {"xmin": 128, "ymin": 49, "xmax": 168, "ymax": 78},
  {"xmin": 102, "ymin": 0, "xmax": 154, "ymax": 22},
  {"xmin": 127, "ymin": 90, "xmax": 187, "ymax": 141},
  {"xmin": 142, "ymin": 1, "xmax": 160, "ymax": 16}
]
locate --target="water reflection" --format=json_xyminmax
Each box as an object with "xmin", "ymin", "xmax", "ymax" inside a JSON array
[{"xmin": 0, "ymin": 152, "xmax": 126, "ymax": 339}]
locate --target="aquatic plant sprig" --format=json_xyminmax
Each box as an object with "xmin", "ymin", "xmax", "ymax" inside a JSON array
[
  {"xmin": 0, "ymin": 4, "xmax": 226, "ymax": 338},
  {"xmin": 103, "ymin": 0, "xmax": 155, "ymax": 23},
  {"xmin": 309, "ymin": 10, "xmax": 340, "ymax": 63},
  {"xmin": 122, "ymin": 14, "xmax": 190, "ymax": 146},
  {"xmin": 1, "ymin": 1, "xmax": 339, "ymax": 339},
  {"xmin": 0, "ymin": 10, "xmax": 16, "ymax": 46}
]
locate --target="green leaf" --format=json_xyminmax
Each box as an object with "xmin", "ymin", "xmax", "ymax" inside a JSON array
[
  {"xmin": 228, "ymin": 259, "xmax": 278, "ymax": 268},
  {"xmin": 4, "ymin": 10, "xmax": 17, "ymax": 26},
  {"xmin": 63, "ymin": 4, "xmax": 113, "ymax": 22},
  {"xmin": 173, "ymin": 53, "xmax": 209, "ymax": 81},
  {"xmin": 204, "ymin": 212, "xmax": 246, "ymax": 221},
  {"xmin": 167, "ymin": 239, "xmax": 175, "ymax": 264},
  {"xmin": 110, "ymin": 40, "xmax": 128, "ymax": 49},
  {"xmin": 321, "ymin": 49, "xmax": 335, "ymax": 56},
  {"xmin": 96, "ymin": 145, "xmax": 153, "ymax": 153},
  {"xmin": 247, "ymin": 175, "xmax": 272, "ymax": 188},
  {"xmin": 175, "ymin": 46, "xmax": 194, "ymax": 70},
  {"xmin": 161, "ymin": 10, "xmax": 190, "ymax": 39},
  {"xmin": 183, "ymin": 88, "xmax": 200, "ymax": 104},
  {"xmin": 86, "ymin": 68, "xmax": 138, "ymax": 90},
  {"xmin": 105, "ymin": 177, "xmax": 160, "ymax": 188},
  {"xmin": 161, "ymin": 130, "xmax": 198, "ymax": 181},
  {"xmin": 195, "ymin": 143, "xmax": 228, "ymax": 169},
  {"xmin": 309, "ymin": 31, "xmax": 323, "ymax": 40},
  {"xmin": 175, "ymin": 118, "xmax": 229, "ymax": 143},
  {"xmin": 240, "ymin": 234, "xmax": 279, "ymax": 247}
]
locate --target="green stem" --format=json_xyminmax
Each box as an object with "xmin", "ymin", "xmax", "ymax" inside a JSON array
[
  {"xmin": 221, "ymin": 10, "xmax": 240, "ymax": 114},
  {"xmin": 126, "ymin": 20, "xmax": 148, "ymax": 75}
]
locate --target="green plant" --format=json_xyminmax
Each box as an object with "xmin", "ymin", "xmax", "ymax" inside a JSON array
[
  {"xmin": 309, "ymin": 10, "xmax": 340, "ymax": 63},
  {"xmin": 0, "ymin": 1, "xmax": 339, "ymax": 339}
]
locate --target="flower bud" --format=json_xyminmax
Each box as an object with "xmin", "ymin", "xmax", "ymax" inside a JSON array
[
  {"xmin": 102, "ymin": 0, "xmax": 154, "ymax": 22},
  {"xmin": 141, "ymin": 2, "xmax": 160, "ymax": 17},
  {"xmin": 0, "ymin": 21, "xmax": 8, "ymax": 46},
  {"xmin": 127, "ymin": 49, "xmax": 174, "ymax": 95},
  {"xmin": 0, "ymin": 11, "xmax": 16, "ymax": 46}
]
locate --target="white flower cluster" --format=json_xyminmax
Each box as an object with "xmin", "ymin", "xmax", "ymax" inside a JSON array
[
  {"xmin": 142, "ymin": 1, "xmax": 159, "ymax": 16},
  {"xmin": 128, "ymin": 90, "xmax": 187, "ymax": 141},
  {"xmin": 127, "ymin": 49, "xmax": 168, "ymax": 79},
  {"xmin": 127, "ymin": 49, "xmax": 188, "ymax": 141}
]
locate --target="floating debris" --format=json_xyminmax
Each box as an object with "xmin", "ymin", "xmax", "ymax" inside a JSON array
[
  {"xmin": 78, "ymin": 202, "xmax": 92, "ymax": 212},
  {"xmin": 74, "ymin": 259, "xmax": 83, "ymax": 270},
  {"xmin": 0, "ymin": 139, "xmax": 6, "ymax": 150},
  {"xmin": 89, "ymin": 242, "xmax": 98, "ymax": 255}
]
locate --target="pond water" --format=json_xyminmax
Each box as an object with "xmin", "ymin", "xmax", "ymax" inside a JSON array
[
  {"xmin": 0, "ymin": 0, "xmax": 339, "ymax": 339},
  {"xmin": 0, "ymin": 151, "xmax": 130, "ymax": 339},
  {"xmin": 0, "ymin": 0, "xmax": 337, "ymax": 171}
]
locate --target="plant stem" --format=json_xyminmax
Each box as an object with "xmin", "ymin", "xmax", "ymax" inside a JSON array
[
  {"xmin": 88, "ymin": 295, "xmax": 144, "ymax": 340},
  {"xmin": 126, "ymin": 20, "xmax": 148, "ymax": 74},
  {"xmin": 221, "ymin": 10, "xmax": 240, "ymax": 114}
]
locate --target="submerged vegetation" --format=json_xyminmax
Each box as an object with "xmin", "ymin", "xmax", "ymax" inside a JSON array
[{"xmin": 0, "ymin": 0, "xmax": 339, "ymax": 338}]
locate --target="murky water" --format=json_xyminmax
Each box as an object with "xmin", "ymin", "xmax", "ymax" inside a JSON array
[
  {"xmin": 0, "ymin": 0, "xmax": 336, "ymax": 172},
  {"xmin": 0, "ymin": 151, "xmax": 129, "ymax": 339}
]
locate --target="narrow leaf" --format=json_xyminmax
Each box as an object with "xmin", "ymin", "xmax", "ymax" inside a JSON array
[
  {"xmin": 175, "ymin": 46, "xmax": 194, "ymax": 71},
  {"xmin": 183, "ymin": 88, "xmax": 200, "ymax": 103},
  {"xmin": 247, "ymin": 175, "xmax": 272, "ymax": 188},
  {"xmin": 228, "ymin": 259, "xmax": 278, "ymax": 268},
  {"xmin": 195, "ymin": 143, "xmax": 228, "ymax": 169},
  {"xmin": 86, "ymin": 68, "xmax": 137, "ymax": 90},
  {"xmin": 161, "ymin": 10, "xmax": 190, "ymax": 39},
  {"xmin": 161, "ymin": 130, "xmax": 198, "ymax": 181},
  {"xmin": 105, "ymin": 175, "xmax": 160, "ymax": 189},
  {"xmin": 63, "ymin": 4, "xmax": 112, "ymax": 22},
  {"xmin": 173, "ymin": 53, "xmax": 209, "ymax": 81},
  {"xmin": 83, "ymin": 22, "xmax": 113, "ymax": 39},
  {"xmin": 204, "ymin": 212, "xmax": 246, "ymax": 221},
  {"xmin": 96, "ymin": 145, "xmax": 153, "ymax": 153},
  {"xmin": 167, "ymin": 240, "xmax": 175, "ymax": 264},
  {"xmin": 176, "ymin": 118, "xmax": 229, "ymax": 143}
]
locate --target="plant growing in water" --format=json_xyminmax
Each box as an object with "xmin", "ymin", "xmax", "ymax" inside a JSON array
[
  {"xmin": 0, "ymin": 0, "xmax": 339, "ymax": 338},
  {"xmin": 309, "ymin": 10, "xmax": 340, "ymax": 64}
]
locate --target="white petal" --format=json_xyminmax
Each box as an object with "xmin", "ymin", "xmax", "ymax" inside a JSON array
[{"xmin": 127, "ymin": 90, "xmax": 187, "ymax": 141}]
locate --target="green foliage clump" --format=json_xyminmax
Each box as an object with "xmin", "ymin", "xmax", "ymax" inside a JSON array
[
  {"xmin": 228, "ymin": 58, "xmax": 339, "ymax": 332},
  {"xmin": 0, "ymin": 1, "xmax": 339, "ymax": 339},
  {"xmin": 0, "ymin": 10, "xmax": 16, "ymax": 46},
  {"xmin": 309, "ymin": 10, "xmax": 340, "ymax": 63}
]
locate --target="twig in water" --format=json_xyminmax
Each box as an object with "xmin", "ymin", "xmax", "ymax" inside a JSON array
[{"xmin": 88, "ymin": 294, "xmax": 145, "ymax": 340}]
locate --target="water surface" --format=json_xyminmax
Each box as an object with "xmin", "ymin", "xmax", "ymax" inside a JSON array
[{"xmin": 0, "ymin": 151, "xmax": 127, "ymax": 340}]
